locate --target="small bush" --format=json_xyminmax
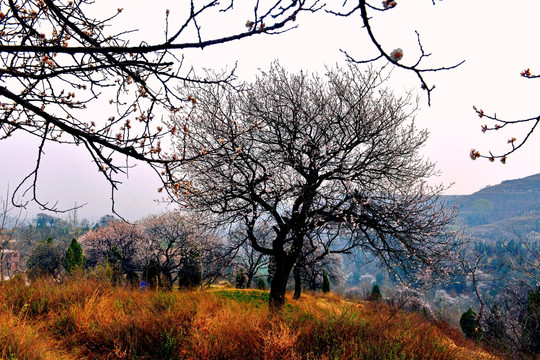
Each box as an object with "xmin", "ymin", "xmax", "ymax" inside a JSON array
[
  {"xmin": 235, "ymin": 268, "xmax": 247, "ymax": 289},
  {"xmin": 460, "ymin": 308, "xmax": 480, "ymax": 339},
  {"xmin": 26, "ymin": 238, "xmax": 62, "ymax": 279},
  {"xmin": 256, "ymin": 277, "xmax": 266, "ymax": 291},
  {"xmin": 322, "ymin": 269, "xmax": 330, "ymax": 293}
]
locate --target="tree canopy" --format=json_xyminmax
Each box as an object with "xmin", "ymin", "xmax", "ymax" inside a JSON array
[{"xmin": 172, "ymin": 63, "xmax": 460, "ymax": 309}]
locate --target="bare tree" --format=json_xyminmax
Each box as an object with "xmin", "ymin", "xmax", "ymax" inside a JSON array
[
  {"xmin": 229, "ymin": 222, "xmax": 271, "ymax": 288},
  {"xmin": 141, "ymin": 211, "xmax": 191, "ymax": 288},
  {"xmin": 171, "ymin": 63, "xmax": 460, "ymax": 310},
  {"xmin": 141, "ymin": 211, "xmax": 231, "ymax": 288},
  {"xmin": 295, "ymin": 249, "xmax": 345, "ymax": 298},
  {"xmin": 292, "ymin": 227, "xmax": 346, "ymax": 299},
  {"xmin": 188, "ymin": 216, "xmax": 233, "ymax": 288},
  {"xmin": 456, "ymin": 235, "xmax": 540, "ymax": 358}
]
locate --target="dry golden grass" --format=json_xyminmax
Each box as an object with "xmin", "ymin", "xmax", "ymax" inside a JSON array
[{"xmin": 0, "ymin": 275, "xmax": 500, "ymax": 360}]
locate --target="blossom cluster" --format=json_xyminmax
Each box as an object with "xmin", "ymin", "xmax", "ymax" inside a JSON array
[
  {"xmin": 382, "ymin": 1, "xmax": 397, "ymax": 9},
  {"xmin": 390, "ymin": 48, "xmax": 403, "ymax": 62},
  {"xmin": 521, "ymin": 68, "xmax": 532, "ymax": 78},
  {"xmin": 245, "ymin": 20, "xmax": 265, "ymax": 31},
  {"xmin": 469, "ymin": 149, "xmax": 480, "ymax": 160}
]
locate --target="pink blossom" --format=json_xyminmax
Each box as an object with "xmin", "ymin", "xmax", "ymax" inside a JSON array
[{"xmin": 390, "ymin": 48, "xmax": 403, "ymax": 62}]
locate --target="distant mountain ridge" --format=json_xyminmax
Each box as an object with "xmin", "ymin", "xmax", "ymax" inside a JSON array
[
  {"xmin": 475, "ymin": 173, "xmax": 540, "ymax": 194},
  {"xmin": 442, "ymin": 173, "xmax": 540, "ymax": 240}
]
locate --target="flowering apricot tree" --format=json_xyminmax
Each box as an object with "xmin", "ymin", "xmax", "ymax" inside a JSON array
[
  {"xmin": 172, "ymin": 63, "xmax": 460, "ymax": 310},
  {"xmin": 79, "ymin": 219, "xmax": 145, "ymax": 275}
]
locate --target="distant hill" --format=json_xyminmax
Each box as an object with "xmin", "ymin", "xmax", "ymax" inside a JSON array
[{"xmin": 442, "ymin": 173, "xmax": 540, "ymax": 240}]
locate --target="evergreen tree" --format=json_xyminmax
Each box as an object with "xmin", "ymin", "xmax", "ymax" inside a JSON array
[
  {"xmin": 371, "ymin": 284, "xmax": 382, "ymax": 301},
  {"xmin": 322, "ymin": 269, "xmax": 330, "ymax": 293},
  {"xmin": 64, "ymin": 238, "xmax": 85, "ymax": 274}
]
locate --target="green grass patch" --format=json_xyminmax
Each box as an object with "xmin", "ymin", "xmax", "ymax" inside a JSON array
[{"xmin": 213, "ymin": 289, "xmax": 269, "ymax": 307}]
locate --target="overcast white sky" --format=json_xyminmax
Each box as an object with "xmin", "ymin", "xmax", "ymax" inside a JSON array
[{"xmin": 1, "ymin": 0, "xmax": 539, "ymax": 222}]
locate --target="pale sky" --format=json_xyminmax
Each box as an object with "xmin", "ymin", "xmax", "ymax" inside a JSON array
[{"xmin": 1, "ymin": 0, "xmax": 539, "ymax": 222}]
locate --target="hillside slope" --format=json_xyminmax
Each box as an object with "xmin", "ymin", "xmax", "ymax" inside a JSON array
[
  {"xmin": 0, "ymin": 276, "xmax": 498, "ymax": 360},
  {"xmin": 443, "ymin": 173, "xmax": 540, "ymax": 239}
]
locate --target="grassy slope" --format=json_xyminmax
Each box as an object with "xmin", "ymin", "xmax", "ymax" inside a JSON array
[{"xmin": 0, "ymin": 275, "xmax": 498, "ymax": 360}]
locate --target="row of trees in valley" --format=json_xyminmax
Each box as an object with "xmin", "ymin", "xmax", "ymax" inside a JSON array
[{"xmin": 19, "ymin": 210, "xmax": 346, "ymax": 293}]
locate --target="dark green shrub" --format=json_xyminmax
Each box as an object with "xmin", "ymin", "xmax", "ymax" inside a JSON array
[
  {"xmin": 143, "ymin": 259, "xmax": 161, "ymax": 287},
  {"xmin": 26, "ymin": 238, "xmax": 62, "ymax": 279},
  {"xmin": 371, "ymin": 284, "xmax": 382, "ymax": 301},
  {"xmin": 255, "ymin": 277, "xmax": 266, "ymax": 291},
  {"xmin": 235, "ymin": 269, "xmax": 247, "ymax": 289},
  {"xmin": 126, "ymin": 270, "xmax": 140, "ymax": 287},
  {"xmin": 460, "ymin": 308, "xmax": 480, "ymax": 339},
  {"xmin": 178, "ymin": 255, "xmax": 201, "ymax": 289},
  {"xmin": 322, "ymin": 269, "xmax": 330, "ymax": 293}
]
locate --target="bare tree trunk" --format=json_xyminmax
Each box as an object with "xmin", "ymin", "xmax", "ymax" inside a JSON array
[
  {"xmin": 293, "ymin": 264, "xmax": 302, "ymax": 300},
  {"xmin": 269, "ymin": 257, "xmax": 295, "ymax": 312},
  {"xmin": 472, "ymin": 270, "xmax": 484, "ymax": 324},
  {"xmin": 246, "ymin": 273, "xmax": 254, "ymax": 289},
  {"xmin": 0, "ymin": 252, "xmax": 4, "ymax": 282}
]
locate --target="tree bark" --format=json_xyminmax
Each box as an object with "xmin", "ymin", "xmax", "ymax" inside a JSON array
[
  {"xmin": 246, "ymin": 270, "xmax": 254, "ymax": 289},
  {"xmin": 293, "ymin": 264, "xmax": 302, "ymax": 300},
  {"xmin": 269, "ymin": 256, "xmax": 295, "ymax": 312}
]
